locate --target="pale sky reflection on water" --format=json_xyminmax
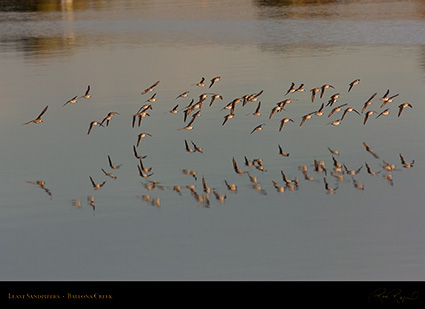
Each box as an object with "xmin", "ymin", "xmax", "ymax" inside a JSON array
[{"xmin": 0, "ymin": 0, "xmax": 425, "ymax": 281}]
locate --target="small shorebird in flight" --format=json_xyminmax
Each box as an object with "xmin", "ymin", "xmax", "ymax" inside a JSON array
[
  {"xmin": 375, "ymin": 108, "xmax": 390, "ymax": 119},
  {"xmin": 279, "ymin": 117, "xmax": 294, "ymax": 131},
  {"xmin": 87, "ymin": 121, "xmax": 104, "ymax": 135},
  {"xmin": 397, "ymin": 103, "xmax": 413, "ymax": 117},
  {"xmin": 246, "ymin": 90, "xmax": 263, "ymax": 104},
  {"xmin": 132, "ymin": 145, "xmax": 147, "ymax": 159},
  {"xmin": 145, "ymin": 93, "xmax": 157, "ymax": 103},
  {"xmin": 101, "ymin": 168, "xmax": 117, "ymax": 180},
  {"xmin": 348, "ymin": 79, "xmax": 360, "ymax": 92},
  {"xmin": 251, "ymin": 101, "xmax": 262, "ymax": 116},
  {"xmin": 136, "ymin": 132, "xmax": 152, "ymax": 146},
  {"xmin": 323, "ymin": 177, "xmax": 337, "ymax": 194},
  {"xmin": 132, "ymin": 110, "xmax": 150, "ymax": 127},
  {"xmin": 176, "ymin": 91, "xmax": 189, "ymax": 99},
  {"xmin": 299, "ymin": 112, "xmax": 315, "ymax": 126},
  {"xmin": 81, "ymin": 85, "xmax": 91, "ymax": 99},
  {"xmin": 314, "ymin": 103, "xmax": 325, "ymax": 116},
  {"xmin": 399, "ymin": 153, "xmax": 414, "ymax": 168},
  {"xmin": 178, "ymin": 116, "xmax": 197, "ymax": 130},
  {"xmin": 89, "ymin": 176, "xmax": 106, "ymax": 190},
  {"xmin": 22, "ymin": 105, "xmax": 48, "ymax": 125},
  {"xmin": 268, "ymin": 105, "xmax": 282, "ymax": 120},
  {"xmin": 108, "ymin": 155, "xmax": 122, "ymax": 169},
  {"xmin": 361, "ymin": 92, "xmax": 377, "ymax": 113},
  {"xmin": 209, "ymin": 93, "xmax": 223, "ymax": 106},
  {"xmin": 296, "ymin": 83, "xmax": 305, "ymax": 92},
  {"xmin": 169, "ymin": 104, "xmax": 179, "ymax": 114},
  {"xmin": 138, "ymin": 159, "xmax": 152, "ymax": 173},
  {"xmin": 250, "ymin": 123, "xmax": 265, "ymax": 134},
  {"xmin": 363, "ymin": 141, "xmax": 379, "ymax": 158},
  {"xmin": 320, "ymin": 84, "xmax": 334, "ymax": 98},
  {"xmin": 378, "ymin": 89, "xmax": 399, "ymax": 104},
  {"xmin": 224, "ymin": 180, "xmax": 238, "ymax": 192},
  {"xmin": 191, "ymin": 141, "xmax": 203, "ymax": 153},
  {"xmin": 222, "ymin": 111, "xmax": 235, "ymax": 126},
  {"xmin": 63, "ymin": 96, "xmax": 78, "ymax": 106},
  {"xmin": 310, "ymin": 87, "xmax": 320, "ymax": 103},
  {"xmin": 327, "ymin": 118, "xmax": 342, "ymax": 126},
  {"xmin": 328, "ymin": 147, "xmax": 340, "ymax": 155},
  {"xmin": 193, "ymin": 77, "xmax": 205, "ymax": 87},
  {"xmin": 184, "ymin": 140, "xmax": 195, "ymax": 153},
  {"xmin": 340, "ymin": 107, "xmax": 360, "ymax": 120},
  {"xmin": 232, "ymin": 157, "xmax": 245, "ymax": 175},
  {"xmin": 327, "ymin": 103, "xmax": 347, "ymax": 117},
  {"xmin": 278, "ymin": 145, "xmax": 289, "ymax": 157},
  {"xmin": 363, "ymin": 110, "xmax": 377, "ymax": 125},
  {"xmin": 285, "ymin": 82, "xmax": 296, "ymax": 96},
  {"xmin": 326, "ymin": 93, "xmax": 340, "ymax": 107},
  {"xmin": 380, "ymin": 93, "xmax": 399, "ymax": 108},
  {"xmin": 137, "ymin": 165, "xmax": 153, "ymax": 178},
  {"xmin": 209, "ymin": 76, "xmax": 221, "ymax": 88},
  {"xmin": 141, "ymin": 81, "xmax": 160, "ymax": 94},
  {"xmin": 101, "ymin": 112, "xmax": 119, "ymax": 126}
]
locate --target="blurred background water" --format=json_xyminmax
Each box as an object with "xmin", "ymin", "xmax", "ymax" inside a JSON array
[{"xmin": 1, "ymin": 0, "xmax": 425, "ymax": 280}]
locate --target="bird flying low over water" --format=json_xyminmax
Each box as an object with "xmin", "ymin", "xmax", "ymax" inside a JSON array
[
  {"xmin": 363, "ymin": 110, "xmax": 377, "ymax": 125},
  {"xmin": 279, "ymin": 117, "xmax": 294, "ymax": 131},
  {"xmin": 136, "ymin": 132, "xmax": 152, "ymax": 146},
  {"xmin": 141, "ymin": 81, "xmax": 160, "ymax": 95},
  {"xmin": 285, "ymin": 82, "xmax": 296, "ymax": 96},
  {"xmin": 327, "ymin": 103, "xmax": 347, "ymax": 117},
  {"xmin": 375, "ymin": 108, "xmax": 390, "ymax": 119},
  {"xmin": 348, "ymin": 79, "xmax": 360, "ymax": 92},
  {"xmin": 81, "ymin": 85, "xmax": 91, "ymax": 99},
  {"xmin": 361, "ymin": 92, "xmax": 377, "ymax": 113},
  {"xmin": 398, "ymin": 103, "xmax": 413, "ymax": 117},
  {"xmin": 87, "ymin": 121, "xmax": 104, "ymax": 135},
  {"xmin": 193, "ymin": 77, "xmax": 205, "ymax": 87},
  {"xmin": 399, "ymin": 153, "xmax": 414, "ymax": 168},
  {"xmin": 63, "ymin": 96, "xmax": 78, "ymax": 107},
  {"xmin": 89, "ymin": 176, "xmax": 106, "ymax": 190},
  {"xmin": 278, "ymin": 145, "xmax": 289, "ymax": 157},
  {"xmin": 250, "ymin": 123, "xmax": 265, "ymax": 134},
  {"xmin": 310, "ymin": 87, "xmax": 320, "ymax": 103},
  {"xmin": 176, "ymin": 91, "xmax": 189, "ymax": 99},
  {"xmin": 209, "ymin": 93, "xmax": 223, "ymax": 106},
  {"xmin": 209, "ymin": 76, "xmax": 221, "ymax": 88},
  {"xmin": 22, "ymin": 105, "xmax": 48, "ymax": 125},
  {"xmin": 320, "ymin": 84, "xmax": 334, "ymax": 98},
  {"xmin": 178, "ymin": 116, "xmax": 197, "ymax": 130},
  {"xmin": 340, "ymin": 107, "xmax": 360, "ymax": 120},
  {"xmin": 251, "ymin": 101, "xmax": 261, "ymax": 116},
  {"xmin": 101, "ymin": 168, "xmax": 117, "ymax": 180},
  {"xmin": 101, "ymin": 112, "xmax": 119, "ymax": 126},
  {"xmin": 108, "ymin": 155, "xmax": 122, "ymax": 169},
  {"xmin": 300, "ymin": 112, "xmax": 315, "ymax": 126}
]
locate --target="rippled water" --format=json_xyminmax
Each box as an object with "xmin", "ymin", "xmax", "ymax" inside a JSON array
[{"xmin": 1, "ymin": 0, "xmax": 425, "ymax": 281}]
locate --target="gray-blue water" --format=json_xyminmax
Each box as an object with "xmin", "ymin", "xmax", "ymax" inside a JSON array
[{"xmin": 1, "ymin": 0, "xmax": 425, "ymax": 280}]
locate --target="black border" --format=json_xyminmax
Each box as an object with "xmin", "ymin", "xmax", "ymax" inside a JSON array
[{"xmin": 1, "ymin": 281, "xmax": 425, "ymax": 305}]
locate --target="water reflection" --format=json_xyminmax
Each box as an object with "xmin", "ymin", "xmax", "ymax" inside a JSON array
[
  {"xmin": 1, "ymin": 0, "xmax": 425, "ymax": 281},
  {"xmin": 2, "ymin": 0, "xmax": 425, "ymax": 63}
]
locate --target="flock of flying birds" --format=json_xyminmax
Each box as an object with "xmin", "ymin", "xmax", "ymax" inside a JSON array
[{"xmin": 22, "ymin": 76, "xmax": 416, "ymax": 209}]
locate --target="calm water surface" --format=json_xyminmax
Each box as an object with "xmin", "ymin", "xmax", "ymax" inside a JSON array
[{"xmin": 1, "ymin": 0, "xmax": 425, "ymax": 281}]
